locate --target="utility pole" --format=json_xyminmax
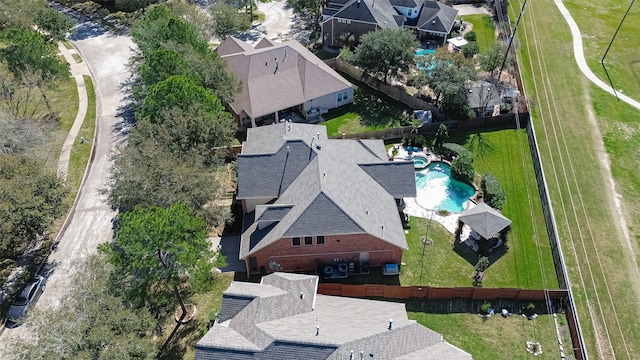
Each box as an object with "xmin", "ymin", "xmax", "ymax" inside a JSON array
[
  {"xmin": 498, "ymin": 0, "xmax": 527, "ymax": 78},
  {"xmin": 601, "ymin": 0, "xmax": 635, "ymax": 101}
]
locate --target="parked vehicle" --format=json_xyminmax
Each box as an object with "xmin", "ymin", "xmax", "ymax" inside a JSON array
[{"xmin": 7, "ymin": 275, "xmax": 46, "ymax": 323}]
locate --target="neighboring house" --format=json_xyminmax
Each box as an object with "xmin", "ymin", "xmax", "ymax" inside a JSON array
[
  {"xmin": 216, "ymin": 37, "xmax": 354, "ymax": 129},
  {"xmin": 321, "ymin": 0, "xmax": 458, "ymax": 48},
  {"xmin": 195, "ymin": 272, "xmax": 473, "ymax": 359},
  {"xmin": 467, "ymin": 80, "xmax": 503, "ymax": 116},
  {"xmin": 236, "ymin": 123, "xmax": 416, "ymax": 275}
]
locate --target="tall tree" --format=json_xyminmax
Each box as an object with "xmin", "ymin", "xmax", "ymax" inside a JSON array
[
  {"xmin": 417, "ymin": 49, "xmax": 476, "ymax": 119},
  {"xmin": 288, "ymin": 0, "xmax": 322, "ymax": 28},
  {"xmin": 138, "ymin": 75, "xmax": 223, "ymax": 121},
  {"xmin": 106, "ymin": 136, "xmax": 230, "ymax": 225},
  {"xmin": 8, "ymin": 255, "xmax": 157, "ymax": 360},
  {"xmin": 0, "ymin": 29, "xmax": 70, "ymax": 114},
  {"xmin": 352, "ymin": 28, "xmax": 418, "ymax": 83},
  {"xmin": 209, "ymin": 3, "xmax": 251, "ymax": 40},
  {"xmin": 35, "ymin": 7, "xmax": 76, "ymax": 42},
  {"xmin": 99, "ymin": 204, "xmax": 215, "ymax": 317},
  {"xmin": 478, "ymin": 42, "xmax": 507, "ymax": 78},
  {"xmin": 0, "ymin": 0, "xmax": 44, "ymax": 31},
  {"xmin": 0, "ymin": 155, "xmax": 67, "ymax": 259},
  {"xmin": 132, "ymin": 5, "xmax": 208, "ymax": 54}
]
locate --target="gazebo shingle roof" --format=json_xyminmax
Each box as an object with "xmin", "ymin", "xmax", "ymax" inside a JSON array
[{"xmin": 458, "ymin": 202, "xmax": 511, "ymax": 239}]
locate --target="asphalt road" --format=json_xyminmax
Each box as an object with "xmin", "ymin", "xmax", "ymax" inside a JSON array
[{"xmin": 0, "ymin": 20, "xmax": 135, "ymax": 354}]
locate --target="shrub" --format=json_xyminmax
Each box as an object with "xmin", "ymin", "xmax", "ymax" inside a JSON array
[
  {"xmin": 451, "ymin": 153, "xmax": 475, "ymax": 183},
  {"xmin": 480, "ymin": 302, "xmax": 492, "ymax": 314},
  {"xmin": 481, "ymin": 173, "xmax": 506, "ymax": 210},
  {"xmin": 463, "ymin": 31, "xmax": 477, "ymax": 42},
  {"xmin": 462, "ymin": 41, "xmax": 479, "ymax": 58},
  {"xmin": 442, "ymin": 143, "xmax": 473, "ymax": 161}
]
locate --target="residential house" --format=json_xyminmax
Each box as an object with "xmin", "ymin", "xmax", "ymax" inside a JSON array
[
  {"xmin": 216, "ymin": 37, "xmax": 354, "ymax": 129},
  {"xmin": 321, "ymin": 0, "xmax": 458, "ymax": 48},
  {"xmin": 195, "ymin": 272, "xmax": 473, "ymax": 359},
  {"xmin": 467, "ymin": 80, "xmax": 503, "ymax": 116},
  {"xmin": 236, "ymin": 123, "xmax": 416, "ymax": 275}
]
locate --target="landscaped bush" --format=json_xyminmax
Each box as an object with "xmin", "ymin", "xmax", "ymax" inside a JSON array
[
  {"xmin": 442, "ymin": 143, "xmax": 473, "ymax": 161},
  {"xmin": 450, "ymin": 153, "xmax": 474, "ymax": 183},
  {"xmin": 481, "ymin": 172, "xmax": 506, "ymax": 210},
  {"xmin": 462, "ymin": 41, "xmax": 479, "ymax": 58},
  {"xmin": 463, "ymin": 31, "xmax": 477, "ymax": 42}
]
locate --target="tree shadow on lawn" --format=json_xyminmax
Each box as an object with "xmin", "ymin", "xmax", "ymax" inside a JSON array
[
  {"xmin": 453, "ymin": 241, "xmax": 509, "ymax": 268},
  {"xmin": 156, "ymin": 319, "xmax": 205, "ymax": 360}
]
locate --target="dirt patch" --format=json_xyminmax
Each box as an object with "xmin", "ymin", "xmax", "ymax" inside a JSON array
[{"xmin": 174, "ymin": 304, "xmax": 197, "ymax": 324}]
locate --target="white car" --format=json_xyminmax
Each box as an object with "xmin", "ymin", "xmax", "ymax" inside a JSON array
[{"xmin": 7, "ymin": 275, "xmax": 46, "ymax": 323}]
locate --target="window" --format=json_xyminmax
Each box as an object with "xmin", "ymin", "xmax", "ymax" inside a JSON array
[
  {"xmin": 304, "ymin": 236, "xmax": 313, "ymax": 246},
  {"xmin": 292, "ymin": 237, "xmax": 301, "ymax": 246},
  {"xmin": 338, "ymin": 91, "xmax": 348, "ymax": 103},
  {"xmin": 337, "ymin": 92, "xmax": 343, "ymax": 102},
  {"xmin": 317, "ymin": 236, "xmax": 325, "ymax": 245}
]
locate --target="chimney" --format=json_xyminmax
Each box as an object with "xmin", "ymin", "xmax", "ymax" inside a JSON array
[{"xmin": 388, "ymin": 318, "xmax": 393, "ymax": 330}]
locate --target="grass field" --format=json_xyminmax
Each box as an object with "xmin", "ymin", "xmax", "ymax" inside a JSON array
[
  {"xmin": 409, "ymin": 312, "xmax": 569, "ymax": 359},
  {"xmin": 401, "ymin": 129, "xmax": 557, "ymax": 289},
  {"xmin": 462, "ymin": 14, "xmax": 496, "ymax": 53},
  {"xmin": 514, "ymin": 0, "xmax": 640, "ymax": 357}
]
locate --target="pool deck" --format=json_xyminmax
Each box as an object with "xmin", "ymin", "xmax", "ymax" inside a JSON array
[{"xmin": 389, "ymin": 145, "xmax": 477, "ymax": 237}]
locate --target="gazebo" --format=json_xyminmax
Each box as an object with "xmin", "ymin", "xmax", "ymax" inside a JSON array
[{"xmin": 459, "ymin": 202, "xmax": 511, "ymax": 255}]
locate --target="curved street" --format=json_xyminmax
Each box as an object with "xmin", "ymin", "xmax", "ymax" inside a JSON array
[{"xmin": 0, "ymin": 19, "xmax": 135, "ymax": 353}]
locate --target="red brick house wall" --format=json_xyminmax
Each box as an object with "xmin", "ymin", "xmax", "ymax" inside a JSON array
[{"xmin": 246, "ymin": 233, "xmax": 403, "ymax": 272}]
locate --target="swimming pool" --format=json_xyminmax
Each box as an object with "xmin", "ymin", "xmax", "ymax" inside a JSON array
[{"xmin": 415, "ymin": 162, "xmax": 476, "ymax": 213}]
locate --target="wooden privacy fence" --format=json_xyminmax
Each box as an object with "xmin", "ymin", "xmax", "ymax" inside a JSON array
[
  {"xmin": 324, "ymin": 58, "xmax": 440, "ymax": 115},
  {"xmin": 317, "ymin": 284, "xmax": 568, "ymax": 301}
]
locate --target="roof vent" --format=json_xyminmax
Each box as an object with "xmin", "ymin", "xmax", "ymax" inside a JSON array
[
  {"xmin": 365, "ymin": 210, "xmax": 369, "ymax": 215},
  {"xmin": 316, "ymin": 143, "xmax": 322, "ymax": 150},
  {"xmin": 316, "ymin": 132, "xmax": 320, "ymax": 139},
  {"xmin": 360, "ymin": 351, "xmax": 364, "ymax": 360},
  {"xmin": 316, "ymin": 325, "xmax": 320, "ymax": 336},
  {"xmin": 287, "ymin": 145, "xmax": 290, "ymax": 153},
  {"xmin": 300, "ymin": 292, "xmax": 305, "ymax": 299},
  {"xmin": 388, "ymin": 318, "xmax": 393, "ymax": 330}
]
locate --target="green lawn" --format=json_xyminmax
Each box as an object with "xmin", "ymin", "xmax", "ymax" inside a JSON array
[
  {"xmin": 66, "ymin": 76, "xmax": 96, "ymax": 204},
  {"xmin": 462, "ymin": 14, "xmax": 496, "ymax": 53},
  {"xmin": 514, "ymin": 0, "xmax": 640, "ymax": 356},
  {"xmin": 401, "ymin": 129, "xmax": 557, "ymax": 289},
  {"xmin": 409, "ymin": 312, "xmax": 569, "ymax": 360}
]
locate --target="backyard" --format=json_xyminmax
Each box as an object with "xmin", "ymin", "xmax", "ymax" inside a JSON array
[
  {"xmin": 514, "ymin": 0, "xmax": 640, "ymax": 357},
  {"xmin": 462, "ymin": 14, "xmax": 496, "ymax": 52},
  {"xmin": 400, "ymin": 128, "xmax": 557, "ymax": 289}
]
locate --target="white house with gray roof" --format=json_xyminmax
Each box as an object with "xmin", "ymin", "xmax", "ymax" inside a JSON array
[
  {"xmin": 195, "ymin": 272, "xmax": 472, "ymax": 359},
  {"xmin": 236, "ymin": 123, "xmax": 416, "ymax": 275},
  {"xmin": 216, "ymin": 37, "xmax": 354, "ymax": 129},
  {"xmin": 321, "ymin": 0, "xmax": 458, "ymax": 47}
]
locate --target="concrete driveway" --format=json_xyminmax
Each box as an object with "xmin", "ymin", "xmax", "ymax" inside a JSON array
[{"xmin": 0, "ymin": 16, "xmax": 135, "ymax": 354}]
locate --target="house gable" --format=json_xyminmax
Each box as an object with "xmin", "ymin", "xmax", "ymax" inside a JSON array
[{"xmin": 283, "ymin": 192, "xmax": 364, "ymax": 237}]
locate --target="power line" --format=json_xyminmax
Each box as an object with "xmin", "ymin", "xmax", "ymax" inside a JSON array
[{"xmin": 600, "ymin": 0, "xmax": 635, "ymax": 101}]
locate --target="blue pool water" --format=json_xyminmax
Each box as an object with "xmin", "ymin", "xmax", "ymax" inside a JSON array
[
  {"xmin": 413, "ymin": 156, "xmax": 428, "ymax": 169},
  {"xmin": 415, "ymin": 162, "xmax": 475, "ymax": 213},
  {"xmin": 415, "ymin": 48, "xmax": 436, "ymax": 57}
]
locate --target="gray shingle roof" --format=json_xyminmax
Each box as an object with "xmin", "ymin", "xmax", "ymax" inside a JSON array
[
  {"xmin": 458, "ymin": 202, "xmax": 511, "ymax": 239},
  {"xmin": 256, "ymin": 205, "xmax": 293, "ymax": 222},
  {"xmin": 416, "ymin": 0, "xmax": 458, "ymax": 33},
  {"xmin": 219, "ymin": 295, "xmax": 255, "ymax": 323},
  {"xmin": 389, "ymin": 0, "xmax": 424, "ymax": 8},
  {"xmin": 196, "ymin": 273, "xmax": 472, "ymax": 360},
  {"xmin": 217, "ymin": 38, "xmax": 352, "ymax": 119},
  {"xmin": 359, "ymin": 161, "xmax": 416, "ymax": 198},
  {"xmin": 238, "ymin": 124, "xmax": 412, "ymax": 259},
  {"xmin": 329, "ymin": 0, "xmax": 403, "ymax": 28}
]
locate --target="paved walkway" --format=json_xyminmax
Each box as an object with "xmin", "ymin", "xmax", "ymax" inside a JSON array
[
  {"xmin": 57, "ymin": 43, "xmax": 91, "ymax": 181},
  {"xmin": 554, "ymin": 0, "xmax": 640, "ymax": 111}
]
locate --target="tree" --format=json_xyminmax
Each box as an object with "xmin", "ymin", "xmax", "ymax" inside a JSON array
[
  {"xmin": 8, "ymin": 255, "xmax": 157, "ymax": 360},
  {"xmin": 138, "ymin": 75, "xmax": 223, "ymax": 121},
  {"xmin": 99, "ymin": 204, "xmax": 215, "ymax": 318},
  {"xmin": 478, "ymin": 41, "xmax": 507, "ymax": 77},
  {"xmin": 462, "ymin": 41, "xmax": 479, "ymax": 58},
  {"xmin": 132, "ymin": 5, "xmax": 209, "ymax": 54},
  {"xmin": 209, "ymin": 3, "xmax": 251, "ymax": 40},
  {"xmin": 463, "ymin": 31, "xmax": 476, "ymax": 42},
  {"xmin": 137, "ymin": 47, "xmax": 196, "ymax": 87},
  {"xmin": 35, "ymin": 7, "xmax": 76, "ymax": 42},
  {"xmin": 106, "ymin": 136, "xmax": 230, "ymax": 225},
  {"xmin": 165, "ymin": 1, "xmax": 214, "ymax": 41},
  {"xmin": 289, "ymin": 0, "xmax": 322, "ymax": 28},
  {"xmin": 450, "ymin": 152, "xmax": 474, "ymax": 183},
  {"xmin": 0, "ymin": 155, "xmax": 67, "ymax": 259},
  {"xmin": 432, "ymin": 123, "xmax": 449, "ymax": 148},
  {"xmin": 481, "ymin": 172, "xmax": 506, "ymax": 210},
  {"xmin": 0, "ymin": 29, "xmax": 70, "ymax": 114},
  {"xmin": 418, "ymin": 49, "xmax": 476, "ymax": 119},
  {"xmin": 0, "ymin": 0, "xmax": 44, "ymax": 31},
  {"xmin": 352, "ymin": 28, "xmax": 419, "ymax": 83}
]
